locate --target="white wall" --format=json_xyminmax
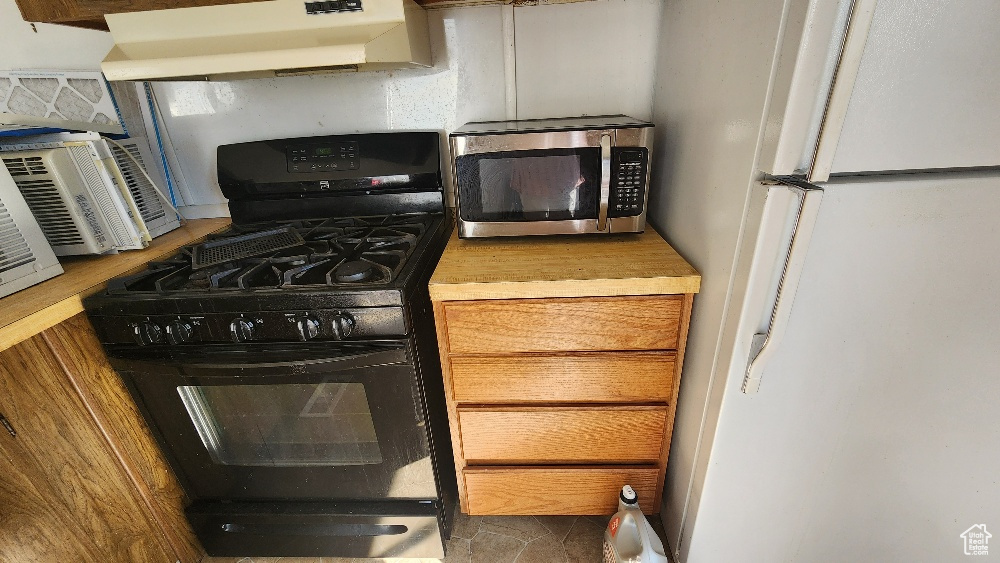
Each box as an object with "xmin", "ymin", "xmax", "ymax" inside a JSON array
[
  {"xmin": 148, "ymin": 6, "xmax": 506, "ymax": 215},
  {"xmin": 148, "ymin": 0, "xmax": 663, "ymax": 216},
  {"xmin": 0, "ymin": 0, "xmax": 112, "ymax": 69},
  {"xmin": 0, "ymin": 0, "xmax": 663, "ymax": 216},
  {"xmin": 513, "ymin": 0, "xmax": 660, "ymax": 120}
]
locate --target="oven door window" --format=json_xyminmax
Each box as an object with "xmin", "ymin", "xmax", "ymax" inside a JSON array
[
  {"xmin": 457, "ymin": 148, "xmax": 601, "ymax": 222},
  {"xmin": 117, "ymin": 344, "xmax": 436, "ymax": 500},
  {"xmin": 178, "ymin": 382, "xmax": 382, "ymax": 467}
]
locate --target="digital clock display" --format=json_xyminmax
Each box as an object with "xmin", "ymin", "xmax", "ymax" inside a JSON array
[{"xmin": 287, "ymin": 142, "xmax": 358, "ymax": 173}]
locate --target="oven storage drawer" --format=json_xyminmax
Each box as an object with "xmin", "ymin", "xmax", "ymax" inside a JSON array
[
  {"xmin": 450, "ymin": 351, "xmax": 676, "ymax": 404},
  {"xmin": 442, "ymin": 295, "xmax": 683, "ymax": 353},
  {"xmin": 463, "ymin": 467, "xmax": 659, "ymax": 515},
  {"xmin": 187, "ymin": 500, "xmax": 445, "ymax": 558},
  {"xmin": 458, "ymin": 406, "xmax": 666, "ymax": 464}
]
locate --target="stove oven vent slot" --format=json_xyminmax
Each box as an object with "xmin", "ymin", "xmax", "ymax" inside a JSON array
[{"xmin": 192, "ymin": 226, "xmax": 304, "ymax": 269}]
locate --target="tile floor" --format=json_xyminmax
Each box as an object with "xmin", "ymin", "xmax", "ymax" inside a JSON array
[{"xmin": 202, "ymin": 511, "xmax": 671, "ymax": 563}]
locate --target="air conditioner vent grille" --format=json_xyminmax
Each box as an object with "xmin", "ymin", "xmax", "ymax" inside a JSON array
[
  {"xmin": 3, "ymin": 156, "xmax": 46, "ymax": 177},
  {"xmin": 0, "ymin": 197, "xmax": 36, "ymax": 274},
  {"xmin": 110, "ymin": 142, "xmax": 166, "ymax": 223},
  {"xmin": 14, "ymin": 178, "xmax": 85, "ymax": 246}
]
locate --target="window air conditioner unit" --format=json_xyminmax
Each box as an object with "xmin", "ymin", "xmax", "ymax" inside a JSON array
[{"xmin": 0, "ymin": 163, "xmax": 63, "ymax": 298}]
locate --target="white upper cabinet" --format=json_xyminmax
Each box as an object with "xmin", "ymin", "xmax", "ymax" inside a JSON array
[{"xmin": 829, "ymin": 0, "xmax": 1000, "ymax": 173}]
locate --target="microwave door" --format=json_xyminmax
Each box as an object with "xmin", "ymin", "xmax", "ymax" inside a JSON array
[{"xmin": 453, "ymin": 130, "xmax": 611, "ymax": 237}]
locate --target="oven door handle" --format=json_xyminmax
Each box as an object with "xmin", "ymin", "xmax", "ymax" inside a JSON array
[{"xmin": 108, "ymin": 347, "xmax": 409, "ymax": 377}]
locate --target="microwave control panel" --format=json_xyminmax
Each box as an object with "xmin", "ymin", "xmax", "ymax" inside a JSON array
[
  {"xmin": 286, "ymin": 142, "xmax": 359, "ymax": 173},
  {"xmin": 609, "ymin": 148, "xmax": 648, "ymax": 217}
]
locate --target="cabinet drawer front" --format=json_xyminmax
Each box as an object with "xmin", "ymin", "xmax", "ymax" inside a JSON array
[
  {"xmin": 443, "ymin": 295, "xmax": 682, "ymax": 354},
  {"xmin": 450, "ymin": 352, "xmax": 675, "ymax": 404},
  {"xmin": 459, "ymin": 407, "xmax": 666, "ymax": 464},
  {"xmin": 464, "ymin": 467, "xmax": 659, "ymax": 515}
]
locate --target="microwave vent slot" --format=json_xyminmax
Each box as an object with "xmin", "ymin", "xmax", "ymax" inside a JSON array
[
  {"xmin": 0, "ymin": 197, "xmax": 35, "ymax": 275},
  {"xmin": 14, "ymin": 178, "xmax": 86, "ymax": 247}
]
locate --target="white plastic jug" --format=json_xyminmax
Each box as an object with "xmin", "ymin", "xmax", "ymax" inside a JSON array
[{"xmin": 602, "ymin": 485, "xmax": 669, "ymax": 563}]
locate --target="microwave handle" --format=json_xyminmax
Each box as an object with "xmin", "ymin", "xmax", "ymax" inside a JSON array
[{"xmin": 598, "ymin": 133, "xmax": 612, "ymax": 231}]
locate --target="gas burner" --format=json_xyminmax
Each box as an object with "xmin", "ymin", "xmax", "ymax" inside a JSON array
[{"xmin": 334, "ymin": 261, "xmax": 374, "ymax": 282}]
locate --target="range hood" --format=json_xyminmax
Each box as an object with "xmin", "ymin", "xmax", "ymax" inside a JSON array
[{"xmin": 100, "ymin": 0, "xmax": 431, "ymax": 81}]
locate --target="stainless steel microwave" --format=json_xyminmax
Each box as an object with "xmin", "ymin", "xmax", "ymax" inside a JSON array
[{"xmin": 450, "ymin": 115, "xmax": 653, "ymax": 238}]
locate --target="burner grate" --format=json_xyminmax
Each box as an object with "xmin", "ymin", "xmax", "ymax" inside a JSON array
[
  {"xmin": 191, "ymin": 227, "xmax": 305, "ymax": 269},
  {"xmin": 109, "ymin": 214, "xmax": 438, "ymax": 292}
]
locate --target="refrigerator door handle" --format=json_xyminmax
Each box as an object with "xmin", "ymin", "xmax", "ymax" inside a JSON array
[
  {"xmin": 807, "ymin": 0, "xmax": 878, "ymax": 182},
  {"xmin": 742, "ymin": 181, "xmax": 824, "ymax": 393}
]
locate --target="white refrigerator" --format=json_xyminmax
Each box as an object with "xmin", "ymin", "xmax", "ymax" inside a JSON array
[{"xmin": 648, "ymin": 0, "xmax": 1000, "ymax": 561}]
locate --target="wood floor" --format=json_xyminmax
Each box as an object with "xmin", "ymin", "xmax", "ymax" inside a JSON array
[{"xmin": 201, "ymin": 511, "xmax": 672, "ymax": 563}]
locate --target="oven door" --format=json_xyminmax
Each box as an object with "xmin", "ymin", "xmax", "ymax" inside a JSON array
[
  {"xmin": 107, "ymin": 342, "xmax": 437, "ymax": 502},
  {"xmin": 452, "ymin": 129, "xmax": 614, "ymax": 237}
]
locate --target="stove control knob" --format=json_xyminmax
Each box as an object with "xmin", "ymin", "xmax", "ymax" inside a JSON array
[
  {"xmin": 230, "ymin": 318, "xmax": 255, "ymax": 343},
  {"xmin": 295, "ymin": 315, "xmax": 321, "ymax": 341},
  {"xmin": 166, "ymin": 320, "xmax": 193, "ymax": 345},
  {"xmin": 133, "ymin": 322, "xmax": 163, "ymax": 346},
  {"xmin": 330, "ymin": 312, "xmax": 355, "ymax": 340}
]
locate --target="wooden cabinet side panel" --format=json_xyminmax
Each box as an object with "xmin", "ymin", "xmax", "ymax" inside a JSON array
[
  {"xmin": 42, "ymin": 314, "xmax": 203, "ymax": 563},
  {"xmin": 443, "ymin": 295, "xmax": 683, "ymax": 354},
  {"xmin": 458, "ymin": 407, "xmax": 667, "ymax": 464},
  {"xmin": 0, "ymin": 334, "xmax": 174, "ymax": 562},
  {"xmin": 432, "ymin": 300, "xmax": 469, "ymax": 512},
  {"xmin": 15, "ymin": 0, "xmax": 80, "ymax": 23},
  {"xmin": 14, "ymin": 0, "xmax": 270, "ymax": 25},
  {"xmin": 0, "ymin": 434, "xmax": 105, "ymax": 562},
  {"xmin": 655, "ymin": 293, "xmax": 695, "ymax": 505}
]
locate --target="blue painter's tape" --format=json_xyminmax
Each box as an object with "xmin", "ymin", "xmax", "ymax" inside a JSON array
[{"xmin": 143, "ymin": 82, "xmax": 179, "ymax": 209}]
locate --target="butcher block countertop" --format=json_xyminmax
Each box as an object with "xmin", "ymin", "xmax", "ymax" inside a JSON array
[
  {"xmin": 429, "ymin": 227, "xmax": 701, "ymax": 301},
  {"xmin": 0, "ymin": 218, "xmax": 231, "ymax": 352}
]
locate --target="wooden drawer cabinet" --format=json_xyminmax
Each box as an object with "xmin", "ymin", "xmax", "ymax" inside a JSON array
[
  {"xmin": 429, "ymin": 228, "xmax": 700, "ymax": 516},
  {"xmin": 464, "ymin": 467, "xmax": 660, "ymax": 516},
  {"xmin": 433, "ymin": 294, "xmax": 693, "ymax": 516},
  {"xmin": 442, "ymin": 295, "xmax": 683, "ymax": 353},
  {"xmin": 459, "ymin": 406, "xmax": 667, "ymax": 464},
  {"xmin": 450, "ymin": 351, "xmax": 676, "ymax": 404}
]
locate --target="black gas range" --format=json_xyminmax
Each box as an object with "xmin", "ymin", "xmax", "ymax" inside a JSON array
[{"xmin": 84, "ymin": 132, "xmax": 456, "ymax": 559}]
